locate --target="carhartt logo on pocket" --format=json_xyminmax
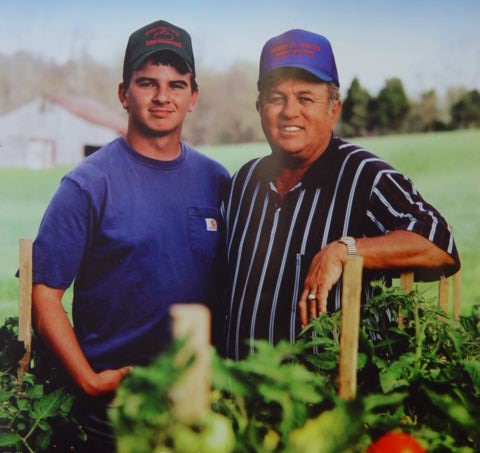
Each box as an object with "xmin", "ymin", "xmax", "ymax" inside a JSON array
[{"xmin": 205, "ymin": 218, "xmax": 217, "ymax": 231}]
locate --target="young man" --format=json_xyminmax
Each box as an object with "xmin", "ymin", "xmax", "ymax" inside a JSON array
[
  {"xmin": 31, "ymin": 19, "xmax": 229, "ymax": 451},
  {"xmin": 220, "ymin": 29, "xmax": 460, "ymax": 360}
]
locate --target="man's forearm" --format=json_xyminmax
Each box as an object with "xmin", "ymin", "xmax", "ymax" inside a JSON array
[
  {"xmin": 299, "ymin": 229, "xmax": 457, "ymax": 327},
  {"xmin": 355, "ymin": 230, "xmax": 455, "ymax": 271},
  {"xmin": 32, "ymin": 284, "xmax": 102, "ymax": 394}
]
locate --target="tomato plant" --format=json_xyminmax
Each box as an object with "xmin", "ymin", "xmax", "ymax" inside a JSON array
[
  {"xmin": 0, "ymin": 317, "xmax": 83, "ymax": 452},
  {"xmin": 3, "ymin": 283, "xmax": 480, "ymax": 452},
  {"xmin": 109, "ymin": 285, "xmax": 480, "ymax": 452}
]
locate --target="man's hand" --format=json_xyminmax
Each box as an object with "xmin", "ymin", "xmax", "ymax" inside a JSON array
[
  {"xmin": 32, "ymin": 284, "xmax": 133, "ymax": 398},
  {"xmin": 298, "ymin": 241, "xmax": 347, "ymax": 328},
  {"xmin": 82, "ymin": 366, "xmax": 133, "ymax": 397}
]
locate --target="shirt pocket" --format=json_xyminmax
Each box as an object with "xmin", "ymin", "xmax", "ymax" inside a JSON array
[{"xmin": 188, "ymin": 206, "xmax": 220, "ymax": 260}]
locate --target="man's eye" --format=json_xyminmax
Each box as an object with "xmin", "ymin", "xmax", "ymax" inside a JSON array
[
  {"xmin": 266, "ymin": 96, "xmax": 284, "ymax": 105},
  {"xmin": 298, "ymin": 96, "xmax": 314, "ymax": 104},
  {"xmin": 171, "ymin": 82, "xmax": 188, "ymax": 90},
  {"xmin": 138, "ymin": 80, "xmax": 155, "ymax": 87}
]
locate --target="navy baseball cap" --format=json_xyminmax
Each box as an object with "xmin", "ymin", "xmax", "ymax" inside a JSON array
[
  {"xmin": 258, "ymin": 29, "xmax": 339, "ymax": 88},
  {"xmin": 123, "ymin": 20, "xmax": 195, "ymax": 83}
]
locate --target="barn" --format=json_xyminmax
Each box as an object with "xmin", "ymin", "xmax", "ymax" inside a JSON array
[{"xmin": 0, "ymin": 95, "xmax": 127, "ymax": 168}]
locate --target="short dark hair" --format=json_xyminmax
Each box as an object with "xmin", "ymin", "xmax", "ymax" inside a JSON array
[{"xmin": 123, "ymin": 50, "xmax": 198, "ymax": 92}]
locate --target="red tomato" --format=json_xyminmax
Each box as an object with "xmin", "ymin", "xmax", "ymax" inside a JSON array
[{"xmin": 367, "ymin": 432, "xmax": 426, "ymax": 453}]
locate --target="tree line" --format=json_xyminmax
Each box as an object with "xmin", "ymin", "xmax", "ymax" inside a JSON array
[
  {"xmin": 340, "ymin": 77, "xmax": 480, "ymax": 137},
  {"xmin": 1, "ymin": 51, "xmax": 479, "ymax": 145}
]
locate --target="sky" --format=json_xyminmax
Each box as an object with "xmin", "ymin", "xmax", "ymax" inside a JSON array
[{"xmin": 1, "ymin": 0, "xmax": 479, "ymax": 98}]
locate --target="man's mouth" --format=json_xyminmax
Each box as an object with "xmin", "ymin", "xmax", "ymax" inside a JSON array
[
  {"xmin": 280, "ymin": 125, "xmax": 302, "ymax": 132},
  {"xmin": 150, "ymin": 108, "xmax": 174, "ymax": 116},
  {"xmin": 280, "ymin": 126, "xmax": 303, "ymax": 132}
]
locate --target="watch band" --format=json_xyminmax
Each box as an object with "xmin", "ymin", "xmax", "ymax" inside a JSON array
[{"xmin": 338, "ymin": 236, "xmax": 357, "ymax": 256}]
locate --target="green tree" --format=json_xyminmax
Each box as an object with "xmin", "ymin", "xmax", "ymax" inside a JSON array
[
  {"xmin": 419, "ymin": 89, "xmax": 439, "ymax": 132},
  {"xmin": 450, "ymin": 89, "xmax": 480, "ymax": 129},
  {"xmin": 341, "ymin": 77, "xmax": 371, "ymax": 137},
  {"xmin": 366, "ymin": 97, "xmax": 379, "ymax": 133},
  {"xmin": 374, "ymin": 78, "xmax": 410, "ymax": 134}
]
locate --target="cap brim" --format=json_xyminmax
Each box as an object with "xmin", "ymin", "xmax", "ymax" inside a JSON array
[
  {"xmin": 131, "ymin": 48, "xmax": 194, "ymax": 74},
  {"xmin": 259, "ymin": 63, "xmax": 337, "ymax": 86}
]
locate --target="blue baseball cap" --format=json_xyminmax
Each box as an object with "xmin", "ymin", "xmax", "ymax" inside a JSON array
[{"xmin": 258, "ymin": 29, "xmax": 339, "ymax": 88}]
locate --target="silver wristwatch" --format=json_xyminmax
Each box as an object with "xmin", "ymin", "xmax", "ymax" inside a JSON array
[{"xmin": 338, "ymin": 236, "xmax": 357, "ymax": 256}]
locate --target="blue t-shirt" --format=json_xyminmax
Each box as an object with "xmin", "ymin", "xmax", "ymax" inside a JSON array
[{"xmin": 33, "ymin": 137, "xmax": 229, "ymax": 370}]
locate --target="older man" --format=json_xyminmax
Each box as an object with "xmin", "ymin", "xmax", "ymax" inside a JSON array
[{"xmin": 220, "ymin": 29, "xmax": 460, "ymax": 360}]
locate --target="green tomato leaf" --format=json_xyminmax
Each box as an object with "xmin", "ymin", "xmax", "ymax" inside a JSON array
[
  {"xmin": 27, "ymin": 383, "xmax": 45, "ymax": 400},
  {"xmin": 0, "ymin": 391, "xmax": 11, "ymax": 403},
  {"xmin": 16, "ymin": 397, "xmax": 29, "ymax": 411},
  {"xmin": 423, "ymin": 387, "xmax": 475, "ymax": 429},
  {"xmin": 0, "ymin": 431, "xmax": 21, "ymax": 447},
  {"xmin": 31, "ymin": 388, "xmax": 64, "ymax": 419},
  {"xmin": 463, "ymin": 360, "xmax": 480, "ymax": 395},
  {"xmin": 363, "ymin": 392, "xmax": 408, "ymax": 412},
  {"xmin": 379, "ymin": 352, "xmax": 418, "ymax": 393},
  {"xmin": 35, "ymin": 429, "xmax": 53, "ymax": 451}
]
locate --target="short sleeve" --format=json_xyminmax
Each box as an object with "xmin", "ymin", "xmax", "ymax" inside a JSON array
[
  {"xmin": 32, "ymin": 176, "xmax": 92, "ymax": 289},
  {"xmin": 366, "ymin": 170, "xmax": 460, "ymax": 279}
]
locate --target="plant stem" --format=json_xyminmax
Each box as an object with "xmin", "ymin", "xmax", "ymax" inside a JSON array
[
  {"xmin": 414, "ymin": 304, "xmax": 423, "ymax": 363},
  {"xmin": 20, "ymin": 435, "xmax": 35, "ymax": 453}
]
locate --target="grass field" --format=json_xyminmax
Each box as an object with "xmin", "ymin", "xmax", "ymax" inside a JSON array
[{"xmin": 1, "ymin": 129, "xmax": 479, "ymax": 322}]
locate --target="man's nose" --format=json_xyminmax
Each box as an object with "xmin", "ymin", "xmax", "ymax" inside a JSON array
[
  {"xmin": 153, "ymin": 86, "xmax": 170, "ymax": 103},
  {"xmin": 281, "ymin": 96, "xmax": 300, "ymax": 116}
]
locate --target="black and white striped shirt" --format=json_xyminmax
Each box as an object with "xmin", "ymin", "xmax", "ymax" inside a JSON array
[{"xmin": 221, "ymin": 136, "xmax": 459, "ymax": 359}]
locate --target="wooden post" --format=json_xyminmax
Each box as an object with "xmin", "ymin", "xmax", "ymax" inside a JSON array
[
  {"xmin": 169, "ymin": 303, "xmax": 211, "ymax": 422},
  {"xmin": 18, "ymin": 238, "xmax": 33, "ymax": 381},
  {"xmin": 399, "ymin": 271, "xmax": 414, "ymax": 328},
  {"xmin": 438, "ymin": 277, "xmax": 449, "ymax": 316},
  {"xmin": 399, "ymin": 271, "xmax": 414, "ymax": 293},
  {"xmin": 452, "ymin": 271, "xmax": 461, "ymax": 321},
  {"xmin": 338, "ymin": 256, "xmax": 363, "ymax": 401}
]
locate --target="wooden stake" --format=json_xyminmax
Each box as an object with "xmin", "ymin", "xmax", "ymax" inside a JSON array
[
  {"xmin": 169, "ymin": 303, "xmax": 211, "ymax": 422},
  {"xmin": 338, "ymin": 256, "xmax": 363, "ymax": 401},
  {"xmin": 399, "ymin": 271, "xmax": 414, "ymax": 293},
  {"xmin": 399, "ymin": 271, "xmax": 414, "ymax": 328},
  {"xmin": 452, "ymin": 271, "xmax": 461, "ymax": 321},
  {"xmin": 438, "ymin": 277, "xmax": 449, "ymax": 316},
  {"xmin": 18, "ymin": 238, "xmax": 33, "ymax": 381}
]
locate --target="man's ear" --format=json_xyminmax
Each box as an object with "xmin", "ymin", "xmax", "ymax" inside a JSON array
[
  {"xmin": 330, "ymin": 99, "xmax": 342, "ymax": 128},
  {"xmin": 187, "ymin": 88, "xmax": 199, "ymax": 113},
  {"xmin": 118, "ymin": 82, "xmax": 128, "ymax": 111}
]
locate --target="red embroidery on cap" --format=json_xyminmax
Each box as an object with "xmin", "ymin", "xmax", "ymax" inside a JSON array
[
  {"xmin": 270, "ymin": 43, "xmax": 290, "ymax": 59},
  {"xmin": 270, "ymin": 42, "xmax": 321, "ymax": 59},
  {"xmin": 145, "ymin": 26, "xmax": 182, "ymax": 48}
]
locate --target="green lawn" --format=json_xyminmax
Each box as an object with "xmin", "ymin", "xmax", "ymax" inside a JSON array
[{"xmin": 1, "ymin": 129, "xmax": 479, "ymax": 322}]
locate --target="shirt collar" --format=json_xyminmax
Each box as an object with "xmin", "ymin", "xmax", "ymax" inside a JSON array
[{"xmin": 255, "ymin": 134, "xmax": 337, "ymax": 188}]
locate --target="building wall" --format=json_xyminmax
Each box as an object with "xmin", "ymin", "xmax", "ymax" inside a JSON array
[{"xmin": 0, "ymin": 98, "xmax": 121, "ymax": 168}]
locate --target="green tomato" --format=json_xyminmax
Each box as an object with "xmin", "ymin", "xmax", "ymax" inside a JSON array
[
  {"xmin": 171, "ymin": 424, "xmax": 202, "ymax": 453},
  {"xmin": 199, "ymin": 413, "xmax": 235, "ymax": 453},
  {"xmin": 263, "ymin": 429, "xmax": 280, "ymax": 451}
]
